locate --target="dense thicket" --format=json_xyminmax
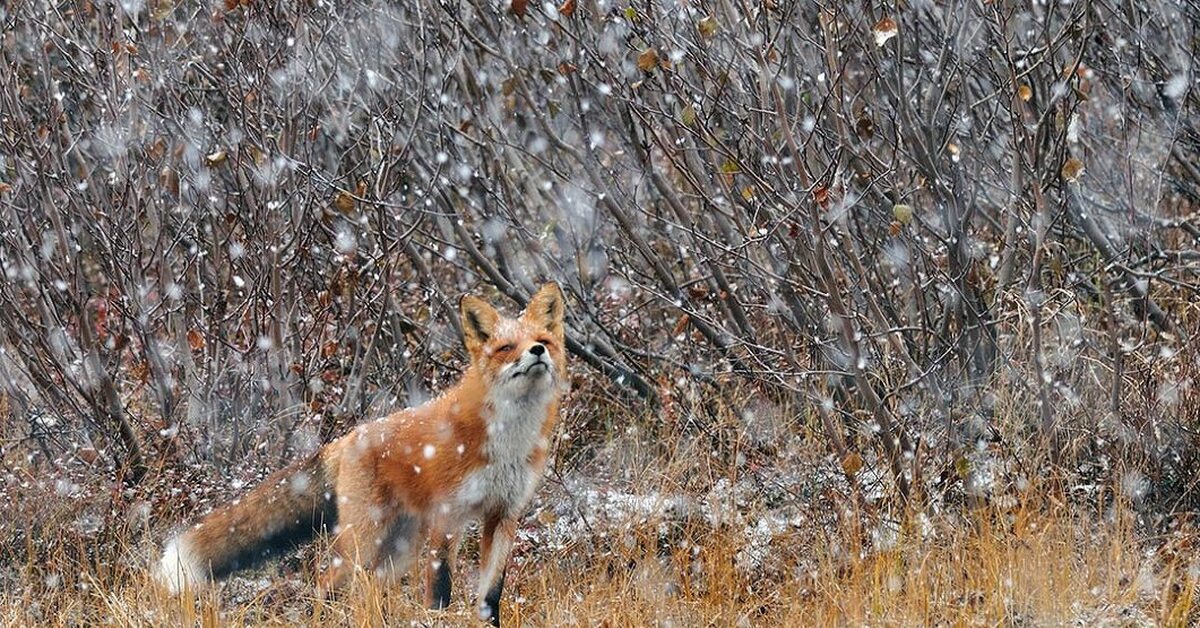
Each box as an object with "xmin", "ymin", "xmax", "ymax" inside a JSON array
[{"xmin": 2, "ymin": 0, "xmax": 1198, "ymax": 508}]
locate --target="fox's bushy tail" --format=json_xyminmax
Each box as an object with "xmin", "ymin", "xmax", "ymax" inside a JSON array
[{"xmin": 157, "ymin": 452, "xmax": 338, "ymax": 593}]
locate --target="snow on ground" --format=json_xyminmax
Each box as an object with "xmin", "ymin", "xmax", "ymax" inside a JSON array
[{"xmin": 517, "ymin": 471, "xmax": 819, "ymax": 577}]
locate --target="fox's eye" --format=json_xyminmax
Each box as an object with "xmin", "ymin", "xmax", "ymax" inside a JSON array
[
  {"xmin": 538, "ymin": 338, "xmax": 553, "ymax": 347},
  {"xmin": 497, "ymin": 343, "xmax": 515, "ymax": 353}
]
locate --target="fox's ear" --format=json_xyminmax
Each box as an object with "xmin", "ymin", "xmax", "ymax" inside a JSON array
[
  {"xmin": 524, "ymin": 282, "xmax": 565, "ymax": 338},
  {"xmin": 460, "ymin": 295, "xmax": 500, "ymax": 356}
]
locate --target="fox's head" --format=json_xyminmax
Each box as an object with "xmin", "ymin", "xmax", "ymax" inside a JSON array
[{"xmin": 460, "ymin": 283, "xmax": 567, "ymax": 397}]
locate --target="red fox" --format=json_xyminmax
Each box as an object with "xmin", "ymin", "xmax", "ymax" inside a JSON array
[{"xmin": 157, "ymin": 283, "xmax": 568, "ymax": 626}]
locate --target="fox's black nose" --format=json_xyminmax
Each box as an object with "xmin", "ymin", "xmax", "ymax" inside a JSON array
[{"xmin": 529, "ymin": 343, "xmax": 546, "ymax": 356}]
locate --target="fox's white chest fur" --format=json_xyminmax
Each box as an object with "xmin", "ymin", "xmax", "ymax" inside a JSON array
[{"xmin": 454, "ymin": 387, "xmax": 553, "ymax": 517}]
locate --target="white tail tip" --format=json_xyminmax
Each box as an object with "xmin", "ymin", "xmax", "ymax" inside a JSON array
[{"xmin": 156, "ymin": 536, "xmax": 206, "ymax": 594}]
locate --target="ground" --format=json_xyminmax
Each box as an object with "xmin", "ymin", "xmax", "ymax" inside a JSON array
[{"xmin": 2, "ymin": 396, "xmax": 1195, "ymax": 626}]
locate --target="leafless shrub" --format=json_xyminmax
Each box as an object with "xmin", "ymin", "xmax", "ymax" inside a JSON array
[{"xmin": 1, "ymin": 0, "xmax": 1198, "ymax": 512}]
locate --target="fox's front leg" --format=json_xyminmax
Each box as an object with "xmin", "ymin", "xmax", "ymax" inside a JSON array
[{"xmin": 476, "ymin": 514, "xmax": 516, "ymax": 627}]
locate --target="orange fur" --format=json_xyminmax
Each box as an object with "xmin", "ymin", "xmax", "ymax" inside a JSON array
[{"xmin": 157, "ymin": 284, "xmax": 568, "ymax": 626}]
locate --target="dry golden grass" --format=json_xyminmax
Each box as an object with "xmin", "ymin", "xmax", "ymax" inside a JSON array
[
  {"xmin": 5, "ymin": 377, "xmax": 1199, "ymax": 627},
  {"xmin": 1, "ymin": 486, "xmax": 1193, "ymax": 627}
]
